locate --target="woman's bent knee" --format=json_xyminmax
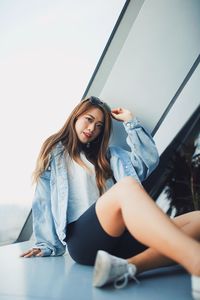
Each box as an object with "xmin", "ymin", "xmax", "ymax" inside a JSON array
[{"xmin": 115, "ymin": 177, "xmax": 142, "ymax": 194}]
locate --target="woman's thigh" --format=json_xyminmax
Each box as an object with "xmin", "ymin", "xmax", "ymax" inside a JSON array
[
  {"xmin": 172, "ymin": 211, "xmax": 200, "ymax": 227},
  {"xmin": 66, "ymin": 202, "xmax": 146, "ymax": 265},
  {"xmin": 172, "ymin": 210, "xmax": 200, "ymax": 240},
  {"xmin": 95, "ymin": 176, "xmax": 141, "ymax": 237}
]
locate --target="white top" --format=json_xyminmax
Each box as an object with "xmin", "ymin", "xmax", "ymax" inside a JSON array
[{"xmin": 66, "ymin": 152, "xmax": 114, "ymax": 223}]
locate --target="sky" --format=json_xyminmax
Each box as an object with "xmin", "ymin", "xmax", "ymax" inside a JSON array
[{"xmin": 0, "ymin": 0, "xmax": 125, "ymax": 205}]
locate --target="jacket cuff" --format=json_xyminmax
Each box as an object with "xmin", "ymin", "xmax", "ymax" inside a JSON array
[
  {"xmin": 123, "ymin": 117, "xmax": 140, "ymax": 130},
  {"xmin": 33, "ymin": 245, "xmax": 53, "ymax": 257}
]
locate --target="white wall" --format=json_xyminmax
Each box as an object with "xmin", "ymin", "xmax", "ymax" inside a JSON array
[
  {"xmin": 92, "ymin": 0, "xmax": 200, "ymax": 149},
  {"xmin": 154, "ymin": 64, "xmax": 200, "ymax": 155}
]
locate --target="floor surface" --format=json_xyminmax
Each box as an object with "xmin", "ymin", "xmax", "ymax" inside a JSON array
[{"xmin": 0, "ymin": 241, "xmax": 193, "ymax": 300}]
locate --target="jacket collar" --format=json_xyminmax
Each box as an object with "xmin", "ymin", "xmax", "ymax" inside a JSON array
[{"xmin": 51, "ymin": 141, "xmax": 65, "ymax": 157}]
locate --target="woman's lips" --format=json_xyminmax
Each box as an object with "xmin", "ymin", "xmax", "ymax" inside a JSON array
[{"xmin": 83, "ymin": 132, "xmax": 92, "ymax": 138}]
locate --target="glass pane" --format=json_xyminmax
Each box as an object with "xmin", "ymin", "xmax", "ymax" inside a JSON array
[{"xmin": 155, "ymin": 109, "xmax": 200, "ymax": 217}]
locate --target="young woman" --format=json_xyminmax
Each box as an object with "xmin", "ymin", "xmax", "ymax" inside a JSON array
[{"xmin": 21, "ymin": 97, "xmax": 200, "ymax": 298}]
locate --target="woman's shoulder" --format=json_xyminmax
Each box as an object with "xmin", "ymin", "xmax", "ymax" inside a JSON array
[{"xmin": 51, "ymin": 141, "xmax": 65, "ymax": 158}]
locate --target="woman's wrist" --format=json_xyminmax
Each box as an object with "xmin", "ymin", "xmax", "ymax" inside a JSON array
[
  {"xmin": 124, "ymin": 117, "xmax": 140, "ymax": 129},
  {"xmin": 123, "ymin": 113, "xmax": 133, "ymax": 122}
]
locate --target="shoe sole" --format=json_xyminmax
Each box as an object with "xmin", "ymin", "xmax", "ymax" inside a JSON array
[
  {"xmin": 192, "ymin": 276, "xmax": 200, "ymax": 300},
  {"xmin": 93, "ymin": 250, "xmax": 111, "ymax": 287},
  {"xmin": 192, "ymin": 290, "xmax": 200, "ymax": 300}
]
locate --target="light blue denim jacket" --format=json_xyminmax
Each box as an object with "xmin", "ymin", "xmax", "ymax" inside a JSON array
[{"xmin": 32, "ymin": 118, "xmax": 159, "ymax": 256}]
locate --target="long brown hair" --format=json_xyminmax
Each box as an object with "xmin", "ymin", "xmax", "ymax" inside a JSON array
[{"xmin": 33, "ymin": 97, "xmax": 113, "ymax": 195}]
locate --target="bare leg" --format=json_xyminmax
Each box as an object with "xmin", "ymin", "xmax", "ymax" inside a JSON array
[
  {"xmin": 127, "ymin": 210, "xmax": 200, "ymax": 273},
  {"xmin": 96, "ymin": 177, "xmax": 200, "ymax": 276}
]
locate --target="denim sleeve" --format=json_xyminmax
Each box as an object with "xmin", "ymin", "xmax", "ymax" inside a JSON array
[
  {"xmin": 32, "ymin": 167, "xmax": 66, "ymax": 256},
  {"xmin": 123, "ymin": 117, "xmax": 160, "ymax": 181}
]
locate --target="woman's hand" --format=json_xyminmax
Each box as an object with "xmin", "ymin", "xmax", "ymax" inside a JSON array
[
  {"xmin": 20, "ymin": 248, "xmax": 42, "ymax": 258},
  {"xmin": 111, "ymin": 107, "xmax": 133, "ymax": 122}
]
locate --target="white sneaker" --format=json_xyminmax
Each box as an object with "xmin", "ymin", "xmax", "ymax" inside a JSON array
[
  {"xmin": 192, "ymin": 275, "xmax": 200, "ymax": 300},
  {"xmin": 93, "ymin": 250, "xmax": 138, "ymax": 289}
]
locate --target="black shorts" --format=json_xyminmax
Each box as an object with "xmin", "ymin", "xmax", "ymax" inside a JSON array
[{"xmin": 65, "ymin": 203, "xmax": 147, "ymax": 265}]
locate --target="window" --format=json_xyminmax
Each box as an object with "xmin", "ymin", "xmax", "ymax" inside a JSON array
[{"xmin": 144, "ymin": 106, "xmax": 200, "ymax": 217}]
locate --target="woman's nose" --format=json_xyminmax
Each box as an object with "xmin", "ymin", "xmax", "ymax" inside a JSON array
[{"xmin": 88, "ymin": 123, "xmax": 95, "ymax": 132}]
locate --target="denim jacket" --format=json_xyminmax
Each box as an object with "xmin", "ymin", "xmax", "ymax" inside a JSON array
[{"xmin": 32, "ymin": 118, "xmax": 159, "ymax": 256}]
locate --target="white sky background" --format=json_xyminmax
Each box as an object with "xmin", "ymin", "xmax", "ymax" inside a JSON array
[{"xmin": 0, "ymin": 0, "xmax": 125, "ymax": 205}]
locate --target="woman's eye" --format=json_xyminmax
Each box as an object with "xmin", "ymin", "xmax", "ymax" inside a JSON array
[
  {"xmin": 96, "ymin": 124, "xmax": 103, "ymax": 129},
  {"xmin": 86, "ymin": 117, "xmax": 92, "ymax": 122}
]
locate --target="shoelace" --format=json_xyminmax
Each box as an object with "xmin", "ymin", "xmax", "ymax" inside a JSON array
[{"xmin": 114, "ymin": 265, "xmax": 140, "ymax": 289}]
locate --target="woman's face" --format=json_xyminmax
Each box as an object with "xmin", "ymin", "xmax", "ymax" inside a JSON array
[{"xmin": 75, "ymin": 107, "xmax": 104, "ymax": 144}]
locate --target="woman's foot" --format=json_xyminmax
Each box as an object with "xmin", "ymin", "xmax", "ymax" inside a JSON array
[{"xmin": 93, "ymin": 250, "xmax": 138, "ymax": 289}]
